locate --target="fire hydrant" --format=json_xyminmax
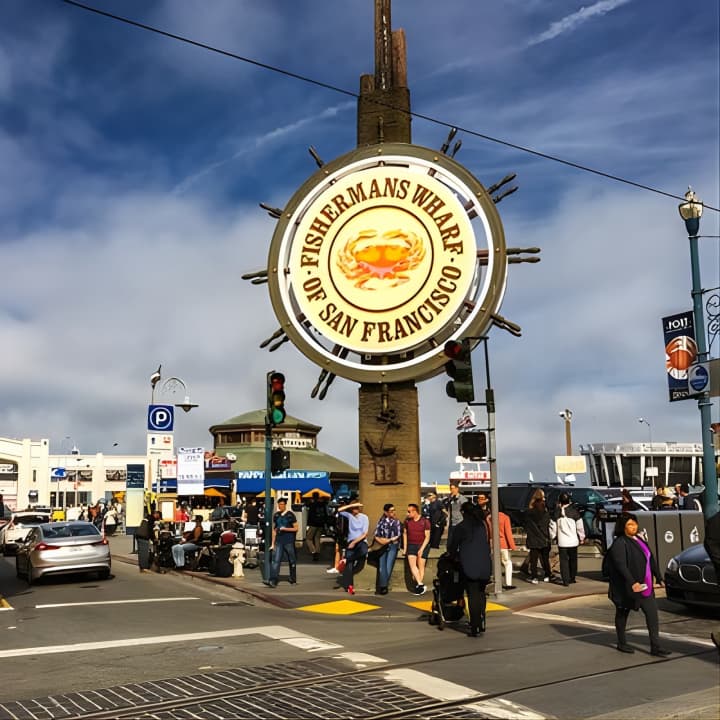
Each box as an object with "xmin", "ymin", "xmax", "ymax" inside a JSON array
[{"xmin": 229, "ymin": 542, "xmax": 245, "ymax": 578}]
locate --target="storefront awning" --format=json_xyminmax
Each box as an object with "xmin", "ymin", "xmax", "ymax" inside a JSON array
[{"xmin": 235, "ymin": 471, "xmax": 332, "ymax": 496}]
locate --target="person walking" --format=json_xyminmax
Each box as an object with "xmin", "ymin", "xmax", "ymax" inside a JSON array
[
  {"xmin": 267, "ymin": 497, "xmax": 298, "ymax": 587},
  {"xmin": 481, "ymin": 494, "xmax": 517, "ymax": 590},
  {"xmin": 448, "ymin": 501, "xmax": 492, "ymax": 637},
  {"xmin": 549, "ymin": 492, "xmax": 585, "ymax": 586},
  {"xmin": 402, "ymin": 503, "xmax": 431, "ymax": 595},
  {"xmin": 605, "ymin": 513, "xmax": 670, "ymax": 656},
  {"xmin": 523, "ymin": 489, "xmax": 552, "ymax": 584},
  {"xmin": 372, "ymin": 503, "xmax": 402, "ymax": 595},
  {"xmin": 336, "ymin": 501, "xmax": 369, "ymax": 595},
  {"xmin": 444, "ymin": 481, "xmax": 468, "ymax": 548},
  {"xmin": 305, "ymin": 492, "xmax": 328, "ymax": 561}
]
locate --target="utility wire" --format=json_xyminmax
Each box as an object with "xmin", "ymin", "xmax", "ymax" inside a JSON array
[{"xmin": 62, "ymin": 0, "xmax": 719, "ymax": 213}]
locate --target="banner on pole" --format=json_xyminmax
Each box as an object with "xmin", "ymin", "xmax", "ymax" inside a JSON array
[{"xmin": 662, "ymin": 311, "xmax": 697, "ymax": 402}]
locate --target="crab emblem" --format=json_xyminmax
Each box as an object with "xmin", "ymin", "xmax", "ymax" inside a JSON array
[{"xmin": 336, "ymin": 229, "xmax": 426, "ymax": 289}]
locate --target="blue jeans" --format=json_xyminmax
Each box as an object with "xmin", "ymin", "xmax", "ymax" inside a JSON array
[
  {"xmin": 270, "ymin": 541, "xmax": 297, "ymax": 584},
  {"xmin": 341, "ymin": 541, "xmax": 368, "ymax": 589},
  {"xmin": 377, "ymin": 543, "xmax": 399, "ymax": 589},
  {"xmin": 172, "ymin": 542, "xmax": 198, "ymax": 568}
]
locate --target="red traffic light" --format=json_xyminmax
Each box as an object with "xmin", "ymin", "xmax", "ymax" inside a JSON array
[
  {"xmin": 444, "ymin": 340, "xmax": 464, "ymax": 360},
  {"xmin": 270, "ymin": 372, "xmax": 285, "ymax": 391}
]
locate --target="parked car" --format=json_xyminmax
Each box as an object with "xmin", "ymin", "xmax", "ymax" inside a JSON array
[
  {"xmin": 664, "ymin": 544, "xmax": 720, "ymax": 609},
  {"xmin": 1, "ymin": 511, "xmax": 51, "ymax": 555},
  {"xmin": 15, "ymin": 521, "xmax": 111, "ymax": 584}
]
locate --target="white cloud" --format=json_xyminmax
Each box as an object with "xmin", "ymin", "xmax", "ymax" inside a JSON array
[{"xmin": 526, "ymin": 0, "xmax": 634, "ymax": 47}]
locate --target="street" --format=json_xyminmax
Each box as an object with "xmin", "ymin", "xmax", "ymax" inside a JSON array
[{"xmin": 1, "ymin": 553, "xmax": 718, "ymax": 720}]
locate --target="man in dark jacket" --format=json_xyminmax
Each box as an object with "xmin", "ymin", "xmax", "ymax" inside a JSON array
[
  {"xmin": 305, "ymin": 493, "xmax": 328, "ymax": 561},
  {"xmin": 448, "ymin": 501, "xmax": 491, "ymax": 637},
  {"xmin": 425, "ymin": 492, "xmax": 446, "ymax": 549},
  {"xmin": 135, "ymin": 510, "xmax": 160, "ymax": 573}
]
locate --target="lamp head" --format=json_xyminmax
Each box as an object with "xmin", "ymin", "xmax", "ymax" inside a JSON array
[
  {"xmin": 678, "ymin": 187, "xmax": 703, "ymax": 236},
  {"xmin": 559, "ymin": 409, "xmax": 573, "ymax": 421}
]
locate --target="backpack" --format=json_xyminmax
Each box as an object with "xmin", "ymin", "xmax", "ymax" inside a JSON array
[{"xmin": 335, "ymin": 512, "xmax": 350, "ymax": 548}]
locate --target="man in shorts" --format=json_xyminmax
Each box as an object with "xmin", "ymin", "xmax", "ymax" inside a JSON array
[{"xmin": 402, "ymin": 503, "xmax": 430, "ymax": 594}]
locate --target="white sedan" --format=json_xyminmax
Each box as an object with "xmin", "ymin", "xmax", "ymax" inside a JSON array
[{"xmin": 15, "ymin": 521, "xmax": 111, "ymax": 584}]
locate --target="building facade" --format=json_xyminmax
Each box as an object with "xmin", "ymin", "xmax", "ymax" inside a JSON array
[
  {"xmin": 1, "ymin": 409, "xmax": 357, "ymax": 512},
  {"xmin": 580, "ymin": 441, "xmax": 718, "ymax": 488}
]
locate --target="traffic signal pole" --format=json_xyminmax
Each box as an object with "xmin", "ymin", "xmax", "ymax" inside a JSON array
[
  {"xmin": 263, "ymin": 370, "xmax": 286, "ymax": 584},
  {"xmin": 263, "ymin": 415, "xmax": 272, "ymax": 583},
  {"xmin": 459, "ymin": 337, "xmax": 502, "ymax": 597},
  {"xmin": 476, "ymin": 339, "xmax": 502, "ymax": 598}
]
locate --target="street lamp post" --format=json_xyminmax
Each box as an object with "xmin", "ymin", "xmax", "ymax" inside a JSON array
[
  {"xmin": 678, "ymin": 188, "xmax": 718, "ymax": 518},
  {"xmin": 638, "ymin": 417, "xmax": 655, "ymax": 487},
  {"xmin": 559, "ymin": 409, "xmax": 573, "ymax": 456}
]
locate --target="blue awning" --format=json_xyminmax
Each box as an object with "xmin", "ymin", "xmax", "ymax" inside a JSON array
[{"xmin": 235, "ymin": 471, "xmax": 332, "ymax": 495}]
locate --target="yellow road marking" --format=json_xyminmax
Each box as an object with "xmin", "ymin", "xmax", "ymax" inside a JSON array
[
  {"xmin": 0, "ymin": 596, "xmax": 12, "ymax": 610},
  {"xmin": 406, "ymin": 600, "xmax": 508, "ymax": 612},
  {"xmin": 297, "ymin": 599, "xmax": 381, "ymax": 615}
]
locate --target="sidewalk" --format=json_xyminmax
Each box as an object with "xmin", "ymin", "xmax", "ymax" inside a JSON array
[{"xmin": 108, "ymin": 533, "xmax": 607, "ymax": 614}]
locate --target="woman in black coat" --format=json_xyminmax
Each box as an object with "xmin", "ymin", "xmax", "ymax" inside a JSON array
[
  {"xmin": 447, "ymin": 501, "xmax": 492, "ymax": 637},
  {"xmin": 606, "ymin": 513, "xmax": 670, "ymax": 656},
  {"xmin": 523, "ymin": 489, "xmax": 552, "ymax": 583}
]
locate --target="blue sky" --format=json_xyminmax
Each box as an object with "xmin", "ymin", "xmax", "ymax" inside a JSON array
[{"xmin": 1, "ymin": 0, "xmax": 718, "ymax": 485}]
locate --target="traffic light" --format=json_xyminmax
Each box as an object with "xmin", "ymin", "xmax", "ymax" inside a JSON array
[
  {"xmin": 458, "ymin": 431, "xmax": 486, "ymax": 460},
  {"xmin": 267, "ymin": 371, "xmax": 286, "ymax": 425},
  {"xmin": 444, "ymin": 339, "xmax": 474, "ymax": 403},
  {"xmin": 271, "ymin": 448, "xmax": 291, "ymax": 474}
]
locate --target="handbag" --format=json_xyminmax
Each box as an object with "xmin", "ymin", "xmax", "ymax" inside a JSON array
[{"xmin": 366, "ymin": 544, "xmax": 388, "ymax": 567}]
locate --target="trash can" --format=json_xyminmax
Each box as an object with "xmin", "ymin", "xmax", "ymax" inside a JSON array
[
  {"xmin": 649, "ymin": 511, "xmax": 683, "ymax": 573},
  {"xmin": 678, "ymin": 511, "xmax": 704, "ymax": 549}
]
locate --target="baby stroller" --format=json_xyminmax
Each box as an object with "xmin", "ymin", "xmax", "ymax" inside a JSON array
[
  {"xmin": 154, "ymin": 531, "xmax": 176, "ymax": 572},
  {"xmin": 428, "ymin": 553, "xmax": 466, "ymax": 630}
]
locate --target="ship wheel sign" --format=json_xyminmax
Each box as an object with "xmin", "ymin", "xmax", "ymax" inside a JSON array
[{"xmin": 253, "ymin": 142, "xmax": 511, "ymax": 389}]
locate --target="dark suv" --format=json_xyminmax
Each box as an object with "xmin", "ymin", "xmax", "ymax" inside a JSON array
[{"xmin": 498, "ymin": 484, "xmax": 607, "ymax": 538}]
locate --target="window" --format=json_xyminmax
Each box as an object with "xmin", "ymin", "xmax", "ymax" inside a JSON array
[{"xmin": 668, "ymin": 456, "xmax": 692, "ymax": 487}]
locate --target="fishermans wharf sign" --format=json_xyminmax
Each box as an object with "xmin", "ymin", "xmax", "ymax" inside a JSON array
[{"xmin": 267, "ymin": 143, "xmax": 509, "ymax": 384}]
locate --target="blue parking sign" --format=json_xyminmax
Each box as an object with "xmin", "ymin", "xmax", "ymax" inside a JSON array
[{"xmin": 148, "ymin": 404, "xmax": 174, "ymax": 431}]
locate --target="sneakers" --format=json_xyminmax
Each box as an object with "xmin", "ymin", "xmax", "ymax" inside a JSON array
[
  {"xmin": 502, "ymin": 585, "xmax": 517, "ymax": 590},
  {"xmin": 616, "ymin": 644, "xmax": 635, "ymax": 654},
  {"xmin": 413, "ymin": 584, "xmax": 426, "ymax": 595},
  {"xmin": 543, "ymin": 576, "xmax": 551, "ymax": 583},
  {"xmin": 526, "ymin": 578, "xmax": 539, "ymax": 584},
  {"xmin": 347, "ymin": 584, "xmax": 355, "ymax": 595},
  {"xmin": 326, "ymin": 567, "xmax": 339, "ymax": 574}
]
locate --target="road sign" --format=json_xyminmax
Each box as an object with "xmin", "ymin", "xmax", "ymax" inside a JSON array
[
  {"xmin": 688, "ymin": 362, "xmax": 709, "ymax": 395},
  {"xmin": 148, "ymin": 404, "xmax": 174, "ymax": 432}
]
